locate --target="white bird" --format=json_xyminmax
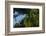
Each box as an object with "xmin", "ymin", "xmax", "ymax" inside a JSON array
[{"xmin": 13, "ymin": 11, "xmax": 27, "ymax": 27}]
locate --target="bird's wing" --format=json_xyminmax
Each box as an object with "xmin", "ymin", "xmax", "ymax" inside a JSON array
[{"xmin": 15, "ymin": 14, "xmax": 26, "ymax": 23}]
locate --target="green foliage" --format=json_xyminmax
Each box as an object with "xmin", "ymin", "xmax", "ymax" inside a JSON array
[{"xmin": 23, "ymin": 9, "xmax": 39, "ymax": 27}]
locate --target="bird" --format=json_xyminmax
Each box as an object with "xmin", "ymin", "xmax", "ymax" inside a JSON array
[{"xmin": 13, "ymin": 11, "xmax": 27, "ymax": 27}]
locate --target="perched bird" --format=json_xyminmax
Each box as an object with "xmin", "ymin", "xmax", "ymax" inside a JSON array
[{"xmin": 13, "ymin": 11, "xmax": 27, "ymax": 27}]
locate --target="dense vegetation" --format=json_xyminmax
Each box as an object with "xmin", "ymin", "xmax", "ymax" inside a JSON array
[{"xmin": 23, "ymin": 9, "xmax": 39, "ymax": 27}]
